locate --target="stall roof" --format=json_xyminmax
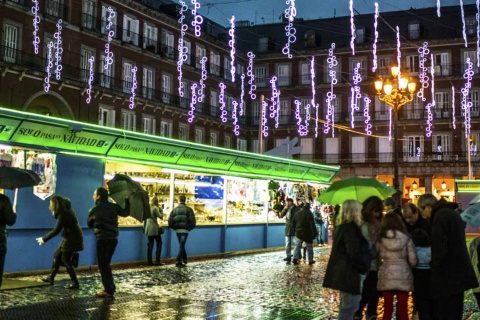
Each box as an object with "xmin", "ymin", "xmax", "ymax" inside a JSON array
[{"xmin": 0, "ymin": 107, "xmax": 339, "ymax": 183}]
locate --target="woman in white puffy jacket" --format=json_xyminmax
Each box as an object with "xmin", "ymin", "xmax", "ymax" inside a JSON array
[{"xmin": 377, "ymin": 213, "xmax": 418, "ymax": 320}]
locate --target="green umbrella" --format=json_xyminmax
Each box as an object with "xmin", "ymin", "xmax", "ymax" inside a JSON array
[{"xmin": 317, "ymin": 176, "xmax": 397, "ymax": 205}]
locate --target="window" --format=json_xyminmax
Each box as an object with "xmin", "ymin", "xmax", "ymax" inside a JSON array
[
  {"xmin": 122, "ymin": 61, "xmax": 134, "ymax": 93},
  {"xmin": 180, "ymin": 80, "xmax": 190, "ymax": 108},
  {"xmin": 100, "ymin": 53, "xmax": 114, "ymax": 88},
  {"xmin": 305, "ymin": 31, "xmax": 316, "ymax": 47},
  {"xmin": 464, "ymin": 50, "xmax": 479, "ymax": 74},
  {"xmin": 470, "ymin": 133, "xmax": 479, "ymax": 158},
  {"xmin": 277, "ymin": 64, "xmax": 291, "ymax": 86},
  {"xmin": 375, "ymin": 96, "xmax": 389, "ymax": 121},
  {"xmin": 434, "ymin": 52, "xmax": 450, "ymax": 76},
  {"xmin": 254, "ymin": 65, "xmax": 267, "ymax": 87},
  {"xmin": 195, "ymin": 127, "xmax": 204, "ymax": 143},
  {"xmin": 351, "ymin": 58, "xmax": 367, "ymax": 77},
  {"xmin": 469, "ymin": 90, "xmax": 480, "ymax": 116},
  {"xmin": 98, "ymin": 106, "xmax": 115, "ymax": 127},
  {"xmin": 236, "ymin": 63, "xmax": 245, "ymax": 77},
  {"xmin": 196, "ymin": 45, "xmax": 206, "ymax": 68},
  {"xmin": 378, "ymin": 138, "xmax": 393, "ymax": 163},
  {"xmin": 82, "ymin": 0, "xmax": 96, "ymax": 29},
  {"xmin": 252, "ymin": 139, "xmax": 260, "ymax": 153},
  {"xmin": 259, "ymin": 37, "xmax": 268, "ymax": 52},
  {"xmin": 405, "ymin": 96, "xmax": 422, "ymax": 119},
  {"xmin": 121, "ymin": 109, "xmax": 136, "ymax": 131},
  {"xmin": 161, "ymin": 73, "xmax": 172, "ymax": 104},
  {"xmin": 178, "ymin": 123, "xmax": 189, "ymax": 140},
  {"xmin": 352, "ymin": 137, "xmax": 365, "ymax": 163},
  {"xmin": 160, "ymin": 121, "xmax": 172, "ymax": 137},
  {"xmin": 183, "ymin": 39, "xmax": 191, "ymax": 65},
  {"xmin": 279, "ymin": 99, "xmax": 290, "ymax": 124},
  {"xmin": 325, "ymin": 137, "xmax": 339, "ymax": 163},
  {"xmin": 224, "ymin": 135, "xmax": 232, "ymax": 148},
  {"xmin": 299, "ymin": 98, "xmax": 311, "ymax": 120},
  {"xmin": 300, "ymin": 138, "xmax": 313, "ymax": 160},
  {"xmin": 466, "ymin": 16, "xmax": 476, "ymax": 36},
  {"xmin": 210, "ymin": 51, "xmax": 220, "ymax": 75},
  {"xmin": 434, "ymin": 92, "xmax": 450, "ymax": 117},
  {"xmin": 210, "ymin": 90, "xmax": 218, "ymax": 116},
  {"xmin": 224, "ymin": 57, "xmax": 230, "ymax": 79},
  {"xmin": 101, "ymin": 5, "xmax": 117, "ymax": 36},
  {"xmin": 237, "ymin": 138, "xmax": 247, "ymax": 151},
  {"xmin": 143, "ymin": 22, "xmax": 157, "ymax": 51},
  {"xmin": 162, "ymin": 30, "xmax": 174, "ymax": 58},
  {"xmin": 406, "ymin": 55, "xmax": 419, "ymax": 74},
  {"xmin": 2, "ymin": 23, "xmax": 20, "ymax": 63},
  {"xmin": 142, "ymin": 116, "xmax": 156, "ymax": 134},
  {"xmin": 408, "ymin": 22, "xmax": 420, "ymax": 39},
  {"xmin": 355, "ymin": 27, "xmax": 365, "ymax": 44},
  {"xmin": 404, "ymin": 135, "xmax": 424, "ymax": 162},
  {"xmin": 46, "ymin": 0, "xmax": 64, "ymax": 19},
  {"xmin": 142, "ymin": 67, "xmax": 154, "ymax": 99},
  {"xmin": 123, "ymin": 15, "xmax": 139, "ymax": 46},
  {"xmin": 80, "ymin": 46, "xmax": 95, "ymax": 82},
  {"xmin": 432, "ymin": 134, "xmax": 450, "ymax": 160},
  {"xmin": 252, "ymin": 101, "xmax": 261, "ymax": 125},
  {"xmin": 210, "ymin": 131, "xmax": 218, "ymax": 146},
  {"xmin": 324, "ymin": 58, "xmax": 340, "ymax": 83},
  {"xmin": 300, "ymin": 62, "xmax": 310, "ymax": 85},
  {"xmin": 377, "ymin": 57, "xmax": 393, "ymax": 77}
]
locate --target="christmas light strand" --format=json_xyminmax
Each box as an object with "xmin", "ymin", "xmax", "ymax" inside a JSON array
[
  {"xmin": 364, "ymin": 96, "xmax": 372, "ymax": 135},
  {"xmin": 350, "ymin": 62, "xmax": 362, "ymax": 129},
  {"xmin": 44, "ymin": 41, "xmax": 54, "ymax": 92},
  {"xmin": 232, "ymin": 100, "xmax": 240, "ymax": 136},
  {"xmin": 177, "ymin": 0, "xmax": 188, "ymax": 98},
  {"xmin": 372, "ymin": 2, "xmax": 379, "ymax": 72},
  {"xmin": 197, "ymin": 56, "xmax": 207, "ymax": 102},
  {"xmin": 388, "ymin": 108, "xmax": 392, "ymax": 141},
  {"xmin": 350, "ymin": 0, "xmax": 356, "ymax": 55},
  {"xmin": 275, "ymin": 94, "xmax": 281, "ymax": 129},
  {"xmin": 246, "ymin": 52, "xmax": 256, "ymax": 100},
  {"xmin": 477, "ymin": 0, "xmax": 480, "ymax": 67},
  {"xmin": 282, "ymin": 0, "xmax": 297, "ymax": 59},
  {"xmin": 294, "ymin": 99, "xmax": 308, "ymax": 136},
  {"xmin": 310, "ymin": 56, "xmax": 318, "ymax": 137},
  {"xmin": 417, "ymin": 42, "xmax": 430, "ymax": 101},
  {"xmin": 188, "ymin": 82, "xmax": 197, "ymax": 123},
  {"xmin": 240, "ymin": 74, "xmax": 245, "ymax": 116},
  {"xmin": 431, "ymin": 53, "xmax": 435, "ymax": 106},
  {"xmin": 31, "ymin": 0, "xmax": 40, "ymax": 55},
  {"xmin": 54, "ymin": 19, "xmax": 63, "ymax": 81},
  {"xmin": 452, "ymin": 85, "xmax": 456, "ymax": 129},
  {"xmin": 324, "ymin": 43, "xmax": 337, "ymax": 137},
  {"xmin": 461, "ymin": 0, "xmax": 468, "ymax": 47},
  {"xmin": 190, "ymin": 0, "xmax": 203, "ymax": 37},
  {"xmin": 229, "ymin": 16, "xmax": 236, "ymax": 82},
  {"xmin": 86, "ymin": 56, "xmax": 94, "ymax": 104},
  {"xmin": 461, "ymin": 58, "xmax": 474, "ymax": 138},
  {"xmin": 219, "ymin": 82, "xmax": 227, "ymax": 123},
  {"xmin": 262, "ymin": 99, "xmax": 269, "ymax": 137},
  {"xmin": 104, "ymin": 7, "xmax": 115, "ymax": 71},
  {"xmin": 129, "ymin": 66, "xmax": 137, "ymax": 109},
  {"xmin": 269, "ymin": 76, "xmax": 281, "ymax": 128},
  {"xmin": 437, "ymin": 0, "xmax": 441, "ymax": 17},
  {"xmin": 396, "ymin": 26, "xmax": 401, "ymax": 83},
  {"xmin": 425, "ymin": 102, "xmax": 433, "ymax": 137}
]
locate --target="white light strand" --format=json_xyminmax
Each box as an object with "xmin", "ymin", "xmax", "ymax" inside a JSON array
[
  {"xmin": 262, "ymin": 99, "xmax": 269, "ymax": 137},
  {"xmin": 437, "ymin": 0, "xmax": 441, "ymax": 17},
  {"xmin": 240, "ymin": 74, "xmax": 245, "ymax": 116},
  {"xmin": 269, "ymin": 76, "xmax": 280, "ymax": 128},
  {"xmin": 197, "ymin": 56, "xmax": 207, "ymax": 102},
  {"xmin": 452, "ymin": 85, "xmax": 456, "ymax": 129},
  {"xmin": 104, "ymin": 7, "xmax": 115, "ymax": 71},
  {"xmin": 229, "ymin": 16, "xmax": 236, "ymax": 82},
  {"xmin": 350, "ymin": 0, "xmax": 356, "ymax": 55},
  {"xmin": 129, "ymin": 66, "xmax": 138, "ymax": 109},
  {"xmin": 324, "ymin": 43, "xmax": 337, "ymax": 137},
  {"xmin": 417, "ymin": 42, "xmax": 430, "ymax": 101},
  {"xmin": 310, "ymin": 56, "xmax": 318, "ymax": 137},
  {"xmin": 431, "ymin": 53, "xmax": 435, "ymax": 107},
  {"xmin": 54, "ymin": 19, "xmax": 63, "ymax": 81},
  {"xmin": 232, "ymin": 100, "xmax": 240, "ymax": 136},
  {"xmin": 276, "ymin": 94, "xmax": 281, "ymax": 129},
  {"xmin": 364, "ymin": 96, "xmax": 372, "ymax": 135},
  {"xmin": 44, "ymin": 41, "xmax": 54, "ymax": 92},
  {"xmin": 219, "ymin": 82, "xmax": 227, "ymax": 123},
  {"xmin": 177, "ymin": 0, "xmax": 188, "ymax": 98},
  {"xmin": 294, "ymin": 100, "xmax": 308, "ymax": 136},
  {"xmin": 388, "ymin": 108, "xmax": 392, "ymax": 141},
  {"xmin": 31, "ymin": 0, "xmax": 40, "ymax": 55},
  {"xmin": 282, "ymin": 0, "xmax": 297, "ymax": 59},
  {"xmin": 477, "ymin": 0, "xmax": 480, "ymax": 67},
  {"xmin": 461, "ymin": 0, "xmax": 468, "ymax": 47},
  {"xmin": 190, "ymin": 0, "xmax": 203, "ymax": 37},
  {"xmin": 462, "ymin": 58, "xmax": 474, "ymax": 138},
  {"xmin": 188, "ymin": 82, "xmax": 197, "ymax": 123},
  {"xmin": 396, "ymin": 26, "xmax": 401, "ymax": 83},
  {"xmin": 372, "ymin": 2, "xmax": 379, "ymax": 72},
  {"xmin": 350, "ymin": 62, "xmax": 362, "ymax": 129},
  {"xmin": 247, "ymin": 52, "xmax": 256, "ymax": 100},
  {"xmin": 86, "ymin": 56, "xmax": 95, "ymax": 104},
  {"xmin": 425, "ymin": 102, "xmax": 433, "ymax": 138}
]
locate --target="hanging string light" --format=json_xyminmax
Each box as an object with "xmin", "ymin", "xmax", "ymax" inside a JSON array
[
  {"xmin": 372, "ymin": 2, "xmax": 379, "ymax": 72},
  {"xmin": 232, "ymin": 100, "xmax": 240, "ymax": 136},
  {"xmin": 324, "ymin": 43, "xmax": 337, "ymax": 137},
  {"xmin": 188, "ymin": 82, "xmax": 197, "ymax": 123},
  {"xmin": 104, "ymin": 7, "xmax": 115, "ymax": 71},
  {"xmin": 417, "ymin": 42, "xmax": 430, "ymax": 101},
  {"xmin": 462, "ymin": 58, "xmax": 474, "ymax": 138},
  {"xmin": 310, "ymin": 56, "xmax": 319, "ymax": 137},
  {"xmin": 477, "ymin": 0, "xmax": 480, "ymax": 67},
  {"xmin": 177, "ymin": 0, "xmax": 188, "ymax": 98},
  {"xmin": 247, "ymin": 52, "xmax": 256, "ymax": 100},
  {"xmin": 229, "ymin": 16, "xmax": 236, "ymax": 82},
  {"xmin": 461, "ymin": 0, "xmax": 468, "ymax": 47},
  {"xmin": 190, "ymin": 0, "xmax": 203, "ymax": 37},
  {"xmin": 350, "ymin": 0, "xmax": 356, "ymax": 55},
  {"xmin": 262, "ymin": 99, "xmax": 269, "ymax": 137},
  {"xmin": 240, "ymin": 74, "xmax": 245, "ymax": 116},
  {"xmin": 425, "ymin": 54, "xmax": 434, "ymax": 137},
  {"xmin": 44, "ymin": 41, "xmax": 54, "ymax": 92},
  {"xmin": 396, "ymin": 26, "xmax": 401, "ymax": 83},
  {"xmin": 282, "ymin": 0, "xmax": 297, "ymax": 59},
  {"xmin": 54, "ymin": 19, "xmax": 63, "ymax": 81},
  {"xmin": 86, "ymin": 56, "xmax": 95, "ymax": 104},
  {"xmin": 197, "ymin": 56, "xmax": 207, "ymax": 102},
  {"xmin": 294, "ymin": 99, "xmax": 308, "ymax": 136},
  {"xmin": 350, "ymin": 62, "xmax": 362, "ymax": 129},
  {"xmin": 452, "ymin": 85, "xmax": 456, "ymax": 129},
  {"xmin": 31, "ymin": 0, "xmax": 40, "ymax": 55},
  {"xmin": 129, "ymin": 66, "xmax": 137, "ymax": 109},
  {"xmin": 219, "ymin": 82, "xmax": 227, "ymax": 123},
  {"xmin": 364, "ymin": 97, "xmax": 372, "ymax": 135},
  {"xmin": 437, "ymin": 0, "xmax": 441, "ymax": 17},
  {"xmin": 431, "ymin": 53, "xmax": 435, "ymax": 107},
  {"xmin": 269, "ymin": 76, "xmax": 280, "ymax": 128}
]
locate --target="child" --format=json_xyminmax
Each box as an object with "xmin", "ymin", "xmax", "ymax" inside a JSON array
[
  {"xmin": 411, "ymin": 228, "xmax": 432, "ymax": 320},
  {"xmin": 377, "ymin": 213, "xmax": 417, "ymax": 320}
]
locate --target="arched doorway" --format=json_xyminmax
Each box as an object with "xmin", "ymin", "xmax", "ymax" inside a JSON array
[{"xmin": 23, "ymin": 91, "xmax": 75, "ymax": 119}]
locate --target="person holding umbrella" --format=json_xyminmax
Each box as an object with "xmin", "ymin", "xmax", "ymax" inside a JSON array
[
  {"xmin": 88, "ymin": 187, "xmax": 130, "ymax": 298},
  {"xmin": 0, "ymin": 193, "xmax": 16, "ymax": 288},
  {"xmin": 36, "ymin": 195, "xmax": 84, "ymax": 289}
]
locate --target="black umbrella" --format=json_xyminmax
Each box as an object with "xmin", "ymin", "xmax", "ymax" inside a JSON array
[
  {"xmin": 0, "ymin": 166, "xmax": 42, "ymax": 190},
  {"xmin": 106, "ymin": 174, "xmax": 150, "ymax": 222}
]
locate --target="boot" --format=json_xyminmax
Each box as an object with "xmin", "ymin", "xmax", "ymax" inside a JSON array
[
  {"xmin": 41, "ymin": 259, "xmax": 59, "ymax": 285},
  {"xmin": 65, "ymin": 265, "xmax": 79, "ymax": 289}
]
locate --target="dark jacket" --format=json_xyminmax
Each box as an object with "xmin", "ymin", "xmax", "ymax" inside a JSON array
[
  {"xmin": 168, "ymin": 203, "xmax": 196, "ymax": 232},
  {"xmin": 291, "ymin": 207, "xmax": 317, "ymax": 243},
  {"xmin": 406, "ymin": 215, "xmax": 431, "ymax": 237},
  {"xmin": 430, "ymin": 201, "xmax": 478, "ymax": 298},
  {"xmin": 0, "ymin": 194, "xmax": 16, "ymax": 252},
  {"xmin": 468, "ymin": 236, "xmax": 480, "ymax": 294},
  {"xmin": 323, "ymin": 221, "xmax": 370, "ymax": 295},
  {"xmin": 42, "ymin": 208, "xmax": 84, "ymax": 252},
  {"xmin": 278, "ymin": 205, "xmax": 300, "ymax": 236},
  {"xmin": 144, "ymin": 205, "xmax": 163, "ymax": 236},
  {"xmin": 87, "ymin": 200, "xmax": 130, "ymax": 240}
]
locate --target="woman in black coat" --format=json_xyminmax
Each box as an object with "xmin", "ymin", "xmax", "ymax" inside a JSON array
[{"xmin": 36, "ymin": 195, "xmax": 84, "ymax": 289}]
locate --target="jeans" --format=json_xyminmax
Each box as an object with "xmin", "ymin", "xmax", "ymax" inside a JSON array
[
  {"xmin": 0, "ymin": 250, "xmax": 5, "ymax": 288},
  {"xmin": 285, "ymin": 235, "xmax": 294, "ymax": 259},
  {"xmin": 176, "ymin": 232, "xmax": 189, "ymax": 264},
  {"xmin": 355, "ymin": 270, "xmax": 380, "ymax": 318},
  {"xmin": 147, "ymin": 234, "xmax": 162, "ymax": 263},
  {"xmin": 339, "ymin": 274, "xmax": 366, "ymax": 320},
  {"xmin": 315, "ymin": 224, "xmax": 323, "ymax": 244},
  {"xmin": 96, "ymin": 238, "xmax": 118, "ymax": 294},
  {"xmin": 292, "ymin": 237, "xmax": 313, "ymax": 263}
]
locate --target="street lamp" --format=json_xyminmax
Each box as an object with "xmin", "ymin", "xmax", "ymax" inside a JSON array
[{"xmin": 374, "ymin": 65, "xmax": 416, "ymax": 204}]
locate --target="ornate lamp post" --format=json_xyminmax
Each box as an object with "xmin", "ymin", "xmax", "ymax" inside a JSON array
[{"xmin": 374, "ymin": 65, "xmax": 416, "ymax": 204}]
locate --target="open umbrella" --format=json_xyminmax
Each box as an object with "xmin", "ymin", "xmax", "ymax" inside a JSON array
[
  {"xmin": 469, "ymin": 193, "xmax": 480, "ymax": 205},
  {"xmin": 106, "ymin": 174, "xmax": 150, "ymax": 222},
  {"xmin": 317, "ymin": 176, "xmax": 397, "ymax": 205},
  {"xmin": 0, "ymin": 166, "xmax": 41, "ymax": 190},
  {"xmin": 461, "ymin": 202, "xmax": 480, "ymax": 227}
]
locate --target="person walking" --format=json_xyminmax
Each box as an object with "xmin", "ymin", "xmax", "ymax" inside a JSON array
[
  {"xmin": 323, "ymin": 200, "xmax": 370, "ymax": 320},
  {"xmin": 377, "ymin": 213, "xmax": 417, "ymax": 320},
  {"xmin": 36, "ymin": 195, "xmax": 84, "ymax": 289},
  {"xmin": 417, "ymin": 194, "xmax": 478, "ymax": 320},
  {"xmin": 168, "ymin": 195, "xmax": 196, "ymax": 267},
  {"xmin": 277, "ymin": 198, "xmax": 300, "ymax": 262},
  {"xmin": 87, "ymin": 187, "xmax": 130, "ymax": 298},
  {"xmin": 144, "ymin": 197, "xmax": 164, "ymax": 266},
  {"xmin": 313, "ymin": 205, "xmax": 324, "ymax": 246},
  {"xmin": 291, "ymin": 203, "xmax": 317, "ymax": 265},
  {"xmin": 0, "ymin": 193, "xmax": 16, "ymax": 288}
]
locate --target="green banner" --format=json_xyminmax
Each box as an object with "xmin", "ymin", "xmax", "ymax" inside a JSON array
[
  {"xmin": 0, "ymin": 118, "xmax": 21, "ymax": 142},
  {"xmin": 108, "ymin": 139, "xmax": 185, "ymax": 163},
  {"xmin": 456, "ymin": 180, "xmax": 480, "ymax": 192},
  {"xmin": 176, "ymin": 148, "xmax": 237, "ymax": 170}
]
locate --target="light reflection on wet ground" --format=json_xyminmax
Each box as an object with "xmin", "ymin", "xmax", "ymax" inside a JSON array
[{"xmin": 1, "ymin": 247, "xmax": 480, "ymax": 319}]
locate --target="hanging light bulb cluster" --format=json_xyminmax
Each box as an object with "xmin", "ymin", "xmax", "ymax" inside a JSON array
[
  {"xmin": 462, "ymin": 58, "xmax": 474, "ymax": 138},
  {"xmin": 364, "ymin": 96, "xmax": 372, "ymax": 135},
  {"xmin": 324, "ymin": 43, "xmax": 337, "ymax": 137},
  {"xmin": 129, "ymin": 66, "xmax": 138, "ymax": 109},
  {"xmin": 218, "ymin": 82, "xmax": 227, "ymax": 123},
  {"xmin": 86, "ymin": 56, "xmax": 95, "ymax": 104},
  {"xmin": 31, "ymin": 0, "xmax": 40, "ymax": 55},
  {"xmin": 269, "ymin": 76, "xmax": 280, "ymax": 128},
  {"xmin": 350, "ymin": 0, "xmax": 356, "ymax": 55},
  {"xmin": 262, "ymin": 99, "xmax": 269, "ymax": 137},
  {"xmin": 44, "ymin": 42, "xmax": 54, "ymax": 92},
  {"xmin": 417, "ymin": 42, "xmax": 430, "ymax": 102},
  {"xmin": 282, "ymin": 0, "xmax": 297, "ymax": 59},
  {"xmin": 177, "ymin": 0, "xmax": 188, "ymax": 98},
  {"xmin": 372, "ymin": 2, "xmax": 379, "ymax": 72},
  {"xmin": 452, "ymin": 86, "xmax": 456, "ymax": 129},
  {"xmin": 190, "ymin": 0, "xmax": 203, "ymax": 37},
  {"xmin": 232, "ymin": 100, "xmax": 240, "ymax": 135},
  {"xmin": 294, "ymin": 99, "xmax": 309, "ymax": 136},
  {"xmin": 188, "ymin": 82, "xmax": 198, "ymax": 123},
  {"xmin": 476, "ymin": 0, "xmax": 480, "ymax": 67},
  {"xmin": 247, "ymin": 52, "xmax": 256, "ymax": 100},
  {"xmin": 197, "ymin": 56, "xmax": 207, "ymax": 102},
  {"xmin": 240, "ymin": 74, "xmax": 245, "ymax": 116},
  {"xmin": 350, "ymin": 62, "xmax": 362, "ymax": 129},
  {"xmin": 229, "ymin": 16, "xmax": 236, "ymax": 82},
  {"xmin": 461, "ymin": 0, "xmax": 468, "ymax": 47},
  {"xmin": 54, "ymin": 19, "xmax": 63, "ymax": 81},
  {"xmin": 104, "ymin": 7, "xmax": 115, "ymax": 71}
]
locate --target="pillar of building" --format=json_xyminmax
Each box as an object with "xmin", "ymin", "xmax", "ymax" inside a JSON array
[{"xmin": 424, "ymin": 176, "xmax": 433, "ymax": 194}]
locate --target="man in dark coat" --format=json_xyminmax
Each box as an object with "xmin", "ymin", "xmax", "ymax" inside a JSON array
[
  {"xmin": 418, "ymin": 194, "xmax": 478, "ymax": 320},
  {"xmin": 277, "ymin": 198, "xmax": 300, "ymax": 263},
  {"xmin": 291, "ymin": 203, "xmax": 317, "ymax": 265},
  {"xmin": 87, "ymin": 187, "xmax": 130, "ymax": 298},
  {"xmin": 0, "ymin": 194, "xmax": 16, "ymax": 288},
  {"xmin": 402, "ymin": 202, "xmax": 431, "ymax": 237},
  {"xmin": 168, "ymin": 195, "xmax": 196, "ymax": 267}
]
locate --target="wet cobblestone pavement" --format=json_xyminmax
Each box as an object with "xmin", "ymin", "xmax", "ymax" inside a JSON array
[{"xmin": 1, "ymin": 247, "xmax": 480, "ymax": 319}]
